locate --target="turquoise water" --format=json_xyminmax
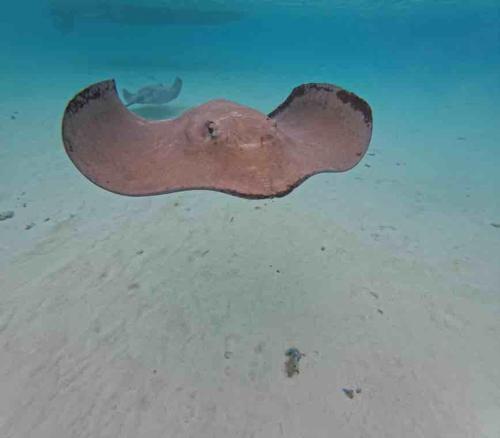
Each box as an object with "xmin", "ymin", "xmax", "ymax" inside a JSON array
[
  {"xmin": 1, "ymin": 1, "xmax": 500, "ymax": 437},
  {"xmin": 3, "ymin": 0, "xmax": 497, "ymax": 265}
]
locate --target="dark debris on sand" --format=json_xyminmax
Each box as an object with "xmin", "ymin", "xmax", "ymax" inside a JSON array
[
  {"xmin": 285, "ymin": 347, "xmax": 305, "ymax": 378},
  {"xmin": 0, "ymin": 211, "xmax": 14, "ymax": 221}
]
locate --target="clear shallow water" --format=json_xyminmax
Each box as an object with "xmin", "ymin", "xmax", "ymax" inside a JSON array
[
  {"xmin": 2, "ymin": 0, "xmax": 497, "ymax": 239},
  {"xmin": 1, "ymin": 1, "xmax": 499, "ymax": 437}
]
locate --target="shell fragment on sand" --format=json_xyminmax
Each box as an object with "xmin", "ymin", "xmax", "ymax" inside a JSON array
[{"xmin": 62, "ymin": 80, "xmax": 373, "ymax": 199}]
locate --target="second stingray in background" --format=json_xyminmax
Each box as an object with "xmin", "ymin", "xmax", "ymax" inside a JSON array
[{"xmin": 122, "ymin": 77, "xmax": 183, "ymax": 107}]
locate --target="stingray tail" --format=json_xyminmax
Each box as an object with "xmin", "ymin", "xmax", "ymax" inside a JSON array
[{"xmin": 122, "ymin": 89, "xmax": 134, "ymax": 106}]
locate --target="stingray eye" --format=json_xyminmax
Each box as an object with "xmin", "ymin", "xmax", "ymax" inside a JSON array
[{"xmin": 206, "ymin": 120, "xmax": 218, "ymax": 139}]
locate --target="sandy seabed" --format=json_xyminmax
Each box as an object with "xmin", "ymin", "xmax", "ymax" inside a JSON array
[{"xmin": 1, "ymin": 60, "xmax": 499, "ymax": 437}]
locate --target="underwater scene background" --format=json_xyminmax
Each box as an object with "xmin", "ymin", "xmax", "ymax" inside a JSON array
[{"xmin": 0, "ymin": 1, "xmax": 499, "ymax": 436}]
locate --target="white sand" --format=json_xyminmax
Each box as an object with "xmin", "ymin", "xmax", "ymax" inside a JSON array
[{"xmin": 1, "ymin": 31, "xmax": 500, "ymax": 437}]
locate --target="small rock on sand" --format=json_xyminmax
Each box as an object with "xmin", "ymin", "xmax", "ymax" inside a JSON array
[
  {"xmin": 343, "ymin": 387, "xmax": 362, "ymax": 399},
  {"xmin": 343, "ymin": 388, "xmax": 355, "ymax": 399},
  {"xmin": 285, "ymin": 347, "xmax": 305, "ymax": 377}
]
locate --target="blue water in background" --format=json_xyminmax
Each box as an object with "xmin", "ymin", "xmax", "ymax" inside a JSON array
[
  {"xmin": 0, "ymin": 0, "xmax": 499, "ymax": 290},
  {"xmin": 2, "ymin": 2, "xmax": 499, "ymax": 90},
  {"xmin": 1, "ymin": 0, "xmax": 498, "ymax": 233},
  {"xmin": 0, "ymin": 1, "xmax": 498, "ymax": 131},
  {"xmin": 2, "ymin": 2, "xmax": 500, "ymax": 436},
  {"xmin": 1, "ymin": 1, "xmax": 499, "ymax": 145}
]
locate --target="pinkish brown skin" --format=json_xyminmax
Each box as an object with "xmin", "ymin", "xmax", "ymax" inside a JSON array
[{"xmin": 62, "ymin": 80, "xmax": 372, "ymax": 199}]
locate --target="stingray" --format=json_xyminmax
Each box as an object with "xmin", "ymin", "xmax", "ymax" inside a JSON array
[
  {"xmin": 122, "ymin": 77, "xmax": 183, "ymax": 107},
  {"xmin": 62, "ymin": 80, "xmax": 372, "ymax": 199}
]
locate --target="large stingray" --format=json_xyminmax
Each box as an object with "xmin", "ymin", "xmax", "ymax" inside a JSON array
[
  {"xmin": 62, "ymin": 80, "xmax": 373, "ymax": 199},
  {"xmin": 122, "ymin": 77, "xmax": 183, "ymax": 107}
]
